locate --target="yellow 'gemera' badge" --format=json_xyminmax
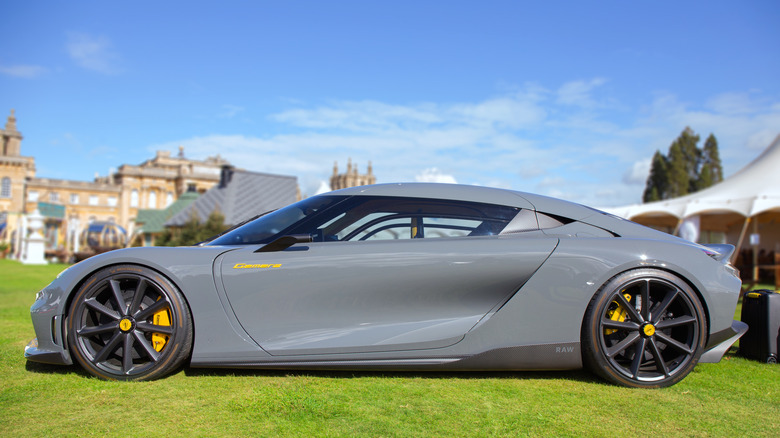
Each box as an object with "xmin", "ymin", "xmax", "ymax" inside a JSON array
[{"xmin": 233, "ymin": 263, "xmax": 282, "ymax": 269}]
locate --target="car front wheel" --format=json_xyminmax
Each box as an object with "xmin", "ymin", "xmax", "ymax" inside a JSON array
[
  {"xmin": 67, "ymin": 265, "xmax": 193, "ymax": 381},
  {"xmin": 582, "ymin": 269, "xmax": 707, "ymax": 388}
]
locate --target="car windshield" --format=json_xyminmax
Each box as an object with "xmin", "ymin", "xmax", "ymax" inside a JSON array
[{"xmin": 207, "ymin": 196, "xmax": 347, "ymax": 245}]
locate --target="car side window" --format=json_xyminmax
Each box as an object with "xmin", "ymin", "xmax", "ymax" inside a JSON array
[
  {"xmin": 309, "ymin": 196, "xmax": 522, "ymax": 242},
  {"xmin": 422, "ymin": 217, "xmax": 483, "ymax": 238},
  {"xmin": 350, "ymin": 217, "xmax": 413, "ymax": 241},
  {"xmin": 335, "ymin": 212, "xmax": 402, "ymax": 240}
]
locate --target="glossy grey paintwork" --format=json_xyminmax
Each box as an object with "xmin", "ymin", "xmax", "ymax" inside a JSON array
[
  {"xmin": 26, "ymin": 183, "xmax": 743, "ymax": 371},
  {"xmin": 219, "ymin": 237, "xmax": 557, "ymax": 355}
]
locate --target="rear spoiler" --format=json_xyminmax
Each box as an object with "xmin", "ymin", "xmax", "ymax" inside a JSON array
[{"xmin": 702, "ymin": 244, "xmax": 735, "ymax": 263}]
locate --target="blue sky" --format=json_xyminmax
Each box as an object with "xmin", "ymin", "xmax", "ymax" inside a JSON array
[{"xmin": 2, "ymin": 1, "xmax": 779, "ymax": 206}]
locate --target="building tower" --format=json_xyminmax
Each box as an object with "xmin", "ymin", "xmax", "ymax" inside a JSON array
[
  {"xmin": 1, "ymin": 109, "xmax": 23, "ymax": 156},
  {"xmin": 329, "ymin": 158, "xmax": 376, "ymax": 190},
  {"xmin": 0, "ymin": 109, "xmax": 36, "ymax": 217}
]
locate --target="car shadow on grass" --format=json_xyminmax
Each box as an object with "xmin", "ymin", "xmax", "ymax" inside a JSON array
[
  {"xmin": 23, "ymin": 359, "xmax": 601, "ymax": 384},
  {"xmin": 24, "ymin": 360, "xmax": 91, "ymax": 378},
  {"xmin": 183, "ymin": 366, "xmax": 602, "ymax": 384}
]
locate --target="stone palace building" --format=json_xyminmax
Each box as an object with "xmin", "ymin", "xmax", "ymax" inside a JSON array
[
  {"xmin": 1, "ymin": 110, "xmax": 376, "ymax": 256},
  {"xmin": 1, "ymin": 110, "xmax": 237, "ymax": 254}
]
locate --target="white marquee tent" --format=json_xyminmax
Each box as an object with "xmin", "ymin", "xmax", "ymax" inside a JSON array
[{"xmin": 604, "ymin": 134, "xmax": 780, "ymax": 281}]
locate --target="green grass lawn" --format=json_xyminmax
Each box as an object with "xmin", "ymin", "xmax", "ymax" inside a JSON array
[{"xmin": 1, "ymin": 259, "xmax": 778, "ymax": 437}]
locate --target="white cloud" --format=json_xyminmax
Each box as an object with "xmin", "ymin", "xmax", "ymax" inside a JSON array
[
  {"xmin": 149, "ymin": 81, "xmax": 780, "ymax": 207},
  {"xmin": 314, "ymin": 181, "xmax": 332, "ymax": 195},
  {"xmin": 705, "ymin": 92, "xmax": 760, "ymax": 115},
  {"xmin": 556, "ymin": 78, "xmax": 608, "ymax": 108},
  {"xmin": 536, "ymin": 176, "xmax": 567, "ymax": 190},
  {"xmin": 623, "ymin": 159, "xmax": 651, "ymax": 185},
  {"xmin": 272, "ymin": 100, "xmax": 441, "ymax": 132},
  {"xmin": 218, "ymin": 104, "xmax": 245, "ymax": 119},
  {"xmin": 449, "ymin": 97, "xmax": 546, "ymax": 128},
  {"xmin": 634, "ymin": 91, "xmax": 780, "ymax": 175},
  {"xmin": 415, "ymin": 168, "xmax": 458, "ymax": 184},
  {"xmin": 0, "ymin": 64, "xmax": 46, "ymax": 78},
  {"xmin": 746, "ymin": 130, "xmax": 780, "ymax": 152},
  {"xmin": 66, "ymin": 32, "xmax": 122, "ymax": 74}
]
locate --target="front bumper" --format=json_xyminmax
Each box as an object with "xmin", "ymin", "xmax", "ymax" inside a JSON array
[
  {"xmin": 24, "ymin": 287, "xmax": 72, "ymax": 366},
  {"xmin": 24, "ymin": 336, "xmax": 71, "ymax": 365}
]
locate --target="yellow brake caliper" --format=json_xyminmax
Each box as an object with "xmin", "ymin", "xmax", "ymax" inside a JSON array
[
  {"xmin": 152, "ymin": 298, "xmax": 171, "ymax": 352},
  {"xmin": 605, "ymin": 293, "xmax": 632, "ymax": 335}
]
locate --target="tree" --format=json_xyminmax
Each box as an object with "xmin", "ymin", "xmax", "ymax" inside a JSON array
[
  {"xmin": 157, "ymin": 210, "xmax": 228, "ymax": 246},
  {"xmin": 678, "ymin": 127, "xmax": 701, "ymax": 193},
  {"xmin": 642, "ymin": 151, "xmax": 668, "ymax": 203},
  {"xmin": 666, "ymin": 140, "xmax": 690, "ymax": 198},
  {"xmin": 642, "ymin": 128, "xmax": 723, "ymax": 203},
  {"xmin": 696, "ymin": 134, "xmax": 724, "ymax": 190}
]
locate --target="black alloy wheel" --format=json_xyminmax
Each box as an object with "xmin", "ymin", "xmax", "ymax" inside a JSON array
[
  {"xmin": 582, "ymin": 269, "xmax": 707, "ymax": 388},
  {"xmin": 67, "ymin": 265, "xmax": 193, "ymax": 381}
]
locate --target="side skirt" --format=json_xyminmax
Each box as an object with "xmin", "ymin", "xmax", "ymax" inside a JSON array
[{"xmin": 190, "ymin": 342, "xmax": 582, "ymax": 371}]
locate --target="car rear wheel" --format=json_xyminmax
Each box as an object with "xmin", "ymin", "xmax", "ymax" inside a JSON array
[
  {"xmin": 582, "ymin": 269, "xmax": 706, "ymax": 388},
  {"xmin": 66, "ymin": 265, "xmax": 193, "ymax": 381}
]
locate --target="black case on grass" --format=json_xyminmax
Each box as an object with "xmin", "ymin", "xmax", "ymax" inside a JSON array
[{"xmin": 739, "ymin": 289, "xmax": 780, "ymax": 363}]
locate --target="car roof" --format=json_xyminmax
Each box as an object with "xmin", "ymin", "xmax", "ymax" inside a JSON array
[
  {"xmin": 321, "ymin": 183, "xmax": 597, "ymax": 220},
  {"xmin": 323, "ymin": 183, "xmax": 530, "ymax": 207}
]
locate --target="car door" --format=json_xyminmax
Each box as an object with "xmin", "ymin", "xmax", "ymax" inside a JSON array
[{"xmin": 218, "ymin": 235, "xmax": 558, "ymax": 356}]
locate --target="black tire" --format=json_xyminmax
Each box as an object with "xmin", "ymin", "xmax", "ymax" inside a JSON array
[
  {"xmin": 66, "ymin": 265, "xmax": 193, "ymax": 381},
  {"xmin": 582, "ymin": 269, "xmax": 707, "ymax": 388}
]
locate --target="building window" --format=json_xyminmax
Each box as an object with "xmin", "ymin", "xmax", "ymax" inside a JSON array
[
  {"xmin": 28, "ymin": 190, "xmax": 39, "ymax": 202},
  {"xmin": 166, "ymin": 192, "xmax": 174, "ymax": 207},
  {"xmin": 89, "ymin": 195, "xmax": 98, "ymax": 206},
  {"xmin": 50, "ymin": 192, "xmax": 59, "ymax": 203},
  {"xmin": 0, "ymin": 177, "xmax": 10, "ymax": 198},
  {"xmin": 108, "ymin": 196, "xmax": 118, "ymax": 207},
  {"xmin": 70, "ymin": 193, "xmax": 79, "ymax": 204},
  {"xmin": 130, "ymin": 189, "xmax": 139, "ymax": 207},
  {"xmin": 149, "ymin": 191, "xmax": 157, "ymax": 208},
  {"xmin": 187, "ymin": 183, "xmax": 197, "ymax": 193}
]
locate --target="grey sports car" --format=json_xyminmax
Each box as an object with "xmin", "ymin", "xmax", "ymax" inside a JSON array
[{"xmin": 26, "ymin": 183, "xmax": 746, "ymax": 387}]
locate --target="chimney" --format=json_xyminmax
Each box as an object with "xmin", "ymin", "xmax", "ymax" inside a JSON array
[{"xmin": 219, "ymin": 165, "xmax": 235, "ymax": 188}]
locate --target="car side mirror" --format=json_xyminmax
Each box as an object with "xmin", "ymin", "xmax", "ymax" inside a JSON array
[{"xmin": 254, "ymin": 234, "xmax": 313, "ymax": 253}]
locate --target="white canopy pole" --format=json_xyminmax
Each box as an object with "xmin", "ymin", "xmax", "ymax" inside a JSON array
[{"xmin": 752, "ymin": 218, "xmax": 759, "ymax": 282}]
